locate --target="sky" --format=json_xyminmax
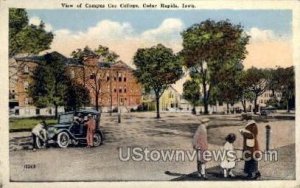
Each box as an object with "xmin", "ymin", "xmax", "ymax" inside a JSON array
[{"xmin": 26, "ymin": 9, "xmax": 293, "ymax": 92}]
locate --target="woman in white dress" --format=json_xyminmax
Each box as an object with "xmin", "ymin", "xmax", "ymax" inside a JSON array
[{"xmin": 220, "ymin": 133, "xmax": 237, "ymax": 178}]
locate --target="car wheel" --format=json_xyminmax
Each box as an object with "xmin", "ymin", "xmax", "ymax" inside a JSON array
[
  {"xmin": 93, "ymin": 132, "xmax": 102, "ymax": 147},
  {"xmin": 57, "ymin": 132, "xmax": 70, "ymax": 148},
  {"xmin": 35, "ymin": 137, "xmax": 44, "ymax": 149}
]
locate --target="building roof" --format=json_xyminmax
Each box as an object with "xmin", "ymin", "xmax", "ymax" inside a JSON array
[
  {"xmin": 98, "ymin": 61, "xmax": 134, "ymax": 70},
  {"xmin": 14, "ymin": 51, "xmax": 134, "ymax": 70},
  {"xmin": 15, "ymin": 51, "xmax": 80, "ymax": 66}
]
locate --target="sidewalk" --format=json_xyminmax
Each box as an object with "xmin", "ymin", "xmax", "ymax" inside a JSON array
[{"xmin": 170, "ymin": 144, "xmax": 295, "ymax": 181}]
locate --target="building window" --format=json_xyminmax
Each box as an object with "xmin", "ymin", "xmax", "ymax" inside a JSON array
[
  {"xmin": 124, "ymin": 77, "xmax": 127, "ymax": 82},
  {"xmin": 15, "ymin": 109, "xmax": 19, "ymax": 115},
  {"xmin": 24, "ymin": 65, "xmax": 29, "ymax": 74},
  {"xmin": 36, "ymin": 108, "xmax": 40, "ymax": 115},
  {"xmin": 70, "ymin": 70, "xmax": 75, "ymax": 79},
  {"xmin": 119, "ymin": 87, "xmax": 122, "ymax": 93},
  {"xmin": 107, "ymin": 76, "xmax": 110, "ymax": 81},
  {"xmin": 90, "ymin": 74, "xmax": 96, "ymax": 79},
  {"xmin": 124, "ymin": 88, "xmax": 127, "ymax": 93},
  {"xmin": 114, "ymin": 88, "xmax": 117, "ymax": 93},
  {"xmin": 24, "ymin": 81, "xmax": 29, "ymax": 90},
  {"xmin": 25, "ymin": 98, "xmax": 29, "ymax": 105},
  {"xmin": 10, "ymin": 94, "xmax": 15, "ymax": 99}
]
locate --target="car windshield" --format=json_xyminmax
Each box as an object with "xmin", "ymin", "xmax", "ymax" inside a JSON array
[{"xmin": 59, "ymin": 113, "xmax": 74, "ymax": 124}]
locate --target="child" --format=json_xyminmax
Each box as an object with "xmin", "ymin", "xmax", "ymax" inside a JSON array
[{"xmin": 220, "ymin": 133, "xmax": 237, "ymax": 178}]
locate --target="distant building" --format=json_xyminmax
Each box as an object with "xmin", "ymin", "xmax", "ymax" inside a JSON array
[{"xmin": 142, "ymin": 86, "xmax": 192, "ymax": 112}]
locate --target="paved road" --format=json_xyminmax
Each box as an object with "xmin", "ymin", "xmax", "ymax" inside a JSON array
[{"xmin": 9, "ymin": 112, "xmax": 295, "ymax": 181}]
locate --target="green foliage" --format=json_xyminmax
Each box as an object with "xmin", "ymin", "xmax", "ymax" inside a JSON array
[
  {"xmin": 183, "ymin": 80, "xmax": 201, "ymax": 106},
  {"xmin": 268, "ymin": 66, "xmax": 295, "ymax": 111},
  {"xmin": 133, "ymin": 44, "xmax": 183, "ymax": 118},
  {"xmin": 65, "ymin": 80, "xmax": 90, "ymax": 111},
  {"xmin": 213, "ymin": 62, "xmax": 244, "ymax": 105},
  {"xmin": 241, "ymin": 67, "xmax": 270, "ymax": 113},
  {"xmin": 134, "ymin": 44, "xmax": 183, "ymax": 94},
  {"xmin": 181, "ymin": 19, "xmax": 249, "ymax": 114},
  {"xmin": 71, "ymin": 45, "xmax": 119, "ymax": 63},
  {"xmin": 9, "ymin": 8, "xmax": 53, "ymax": 57},
  {"xmin": 9, "ymin": 117, "xmax": 57, "ymax": 131},
  {"xmin": 28, "ymin": 53, "xmax": 68, "ymax": 117},
  {"xmin": 181, "ymin": 19, "xmax": 249, "ymax": 67},
  {"xmin": 243, "ymin": 67, "xmax": 269, "ymax": 96}
]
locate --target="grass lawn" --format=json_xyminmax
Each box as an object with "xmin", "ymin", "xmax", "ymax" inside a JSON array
[{"xmin": 9, "ymin": 117, "xmax": 58, "ymax": 131}]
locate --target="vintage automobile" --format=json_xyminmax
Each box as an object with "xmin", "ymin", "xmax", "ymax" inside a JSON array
[{"xmin": 37, "ymin": 109, "xmax": 104, "ymax": 148}]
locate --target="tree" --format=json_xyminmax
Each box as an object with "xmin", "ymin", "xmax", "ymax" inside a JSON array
[
  {"xmin": 242, "ymin": 67, "xmax": 269, "ymax": 114},
  {"xmin": 268, "ymin": 66, "xmax": 295, "ymax": 112},
  {"xmin": 238, "ymin": 71, "xmax": 256, "ymax": 112},
  {"xmin": 71, "ymin": 45, "xmax": 119, "ymax": 111},
  {"xmin": 29, "ymin": 52, "xmax": 68, "ymax": 118},
  {"xmin": 133, "ymin": 44, "xmax": 183, "ymax": 118},
  {"xmin": 64, "ymin": 79, "xmax": 90, "ymax": 111},
  {"xmin": 183, "ymin": 80, "xmax": 201, "ymax": 114},
  {"xmin": 9, "ymin": 8, "xmax": 53, "ymax": 57},
  {"xmin": 181, "ymin": 19, "xmax": 249, "ymax": 114}
]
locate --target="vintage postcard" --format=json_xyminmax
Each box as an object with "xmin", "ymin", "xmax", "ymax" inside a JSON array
[{"xmin": 0, "ymin": 0, "xmax": 299, "ymax": 187}]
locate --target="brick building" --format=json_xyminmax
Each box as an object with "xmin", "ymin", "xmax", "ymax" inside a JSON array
[
  {"xmin": 9, "ymin": 55, "xmax": 65, "ymax": 116},
  {"xmin": 9, "ymin": 52, "xmax": 142, "ymax": 116},
  {"xmin": 68, "ymin": 54, "xmax": 142, "ymax": 112}
]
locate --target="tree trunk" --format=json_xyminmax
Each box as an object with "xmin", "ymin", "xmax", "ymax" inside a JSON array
[
  {"xmin": 192, "ymin": 105, "xmax": 196, "ymax": 115},
  {"xmin": 156, "ymin": 95, "xmax": 160, "ymax": 119},
  {"xmin": 226, "ymin": 103, "xmax": 230, "ymax": 114},
  {"xmin": 95, "ymin": 92, "xmax": 99, "ymax": 111},
  {"xmin": 202, "ymin": 82, "xmax": 209, "ymax": 115},
  {"xmin": 287, "ymin": 97, "xmax": 290, "ymax": 113},
  {"xmin": 254, "ymin": 95, "xmax": 258, "ymax": 114},
  {"xmin": 241, "ymin": 100, "xmax": 246, "ymax": 113},
  {"xmin": 55, "ymin": 104, "xmax": 58, "ymax": 119}
]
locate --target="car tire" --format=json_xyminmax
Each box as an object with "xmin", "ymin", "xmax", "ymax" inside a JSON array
[
  {"xmin": 57, "ymin": 132, "xmax": 70, "ymax": 148},
  {"xmin": 35, "ymin": 137, "xmax": 44, "ymax": 149},
  {"xmin": 93, "ymin": 132, "xmax": 102, "ymax": 147}
]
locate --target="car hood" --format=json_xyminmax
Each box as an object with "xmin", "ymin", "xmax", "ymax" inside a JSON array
[{"xmin": 51, "ymin": 124, "xmax": 71, "ymax": 129}]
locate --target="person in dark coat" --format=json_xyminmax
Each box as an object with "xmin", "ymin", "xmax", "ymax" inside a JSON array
[
  {"xmin": 239, "ymin": 120, "xmax": 261, "ymax": 179},
  {"xmin": 193, "ymin": 118, "xmax": 209, "ymax": 178}
]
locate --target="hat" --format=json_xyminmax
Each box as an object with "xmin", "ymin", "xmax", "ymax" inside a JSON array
[
  {"xmin": 225, "ymin": 133, "xmax": 236, "ymax": 143},
  {"xmin": 246, "ymin": 120, "xmax": 256, "ymax": 127},
  {"xmin": 88, "ymin": 114, "xmax": 92, "ymax": 117},
  {"xmin": 200, "ymin": 118, "xmax": 210, "ymax": 123}
]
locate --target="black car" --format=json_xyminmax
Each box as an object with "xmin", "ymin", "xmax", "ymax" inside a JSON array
[{"xmin": 44, "ymin": 109, "xmax": 104, "ymax": 148}]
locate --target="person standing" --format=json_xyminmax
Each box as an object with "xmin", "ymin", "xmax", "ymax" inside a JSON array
[
  {"xmin": 31, "ymin": 121, "xmax": 47, "ymax": 151},
  {"xmin": 192, "ymin": 118, "xmax": 210, "ymax": 178},
  {"xmin": 85, "ymin": 114, "xmax": 96, "ymax": 148},
  {"xmin": 239, "ymin": 120, "xmax": 261, "ymax": 179},
  {"xmin": 220, "ymin": 133, "xmax": 237, "ymax": 178}
]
